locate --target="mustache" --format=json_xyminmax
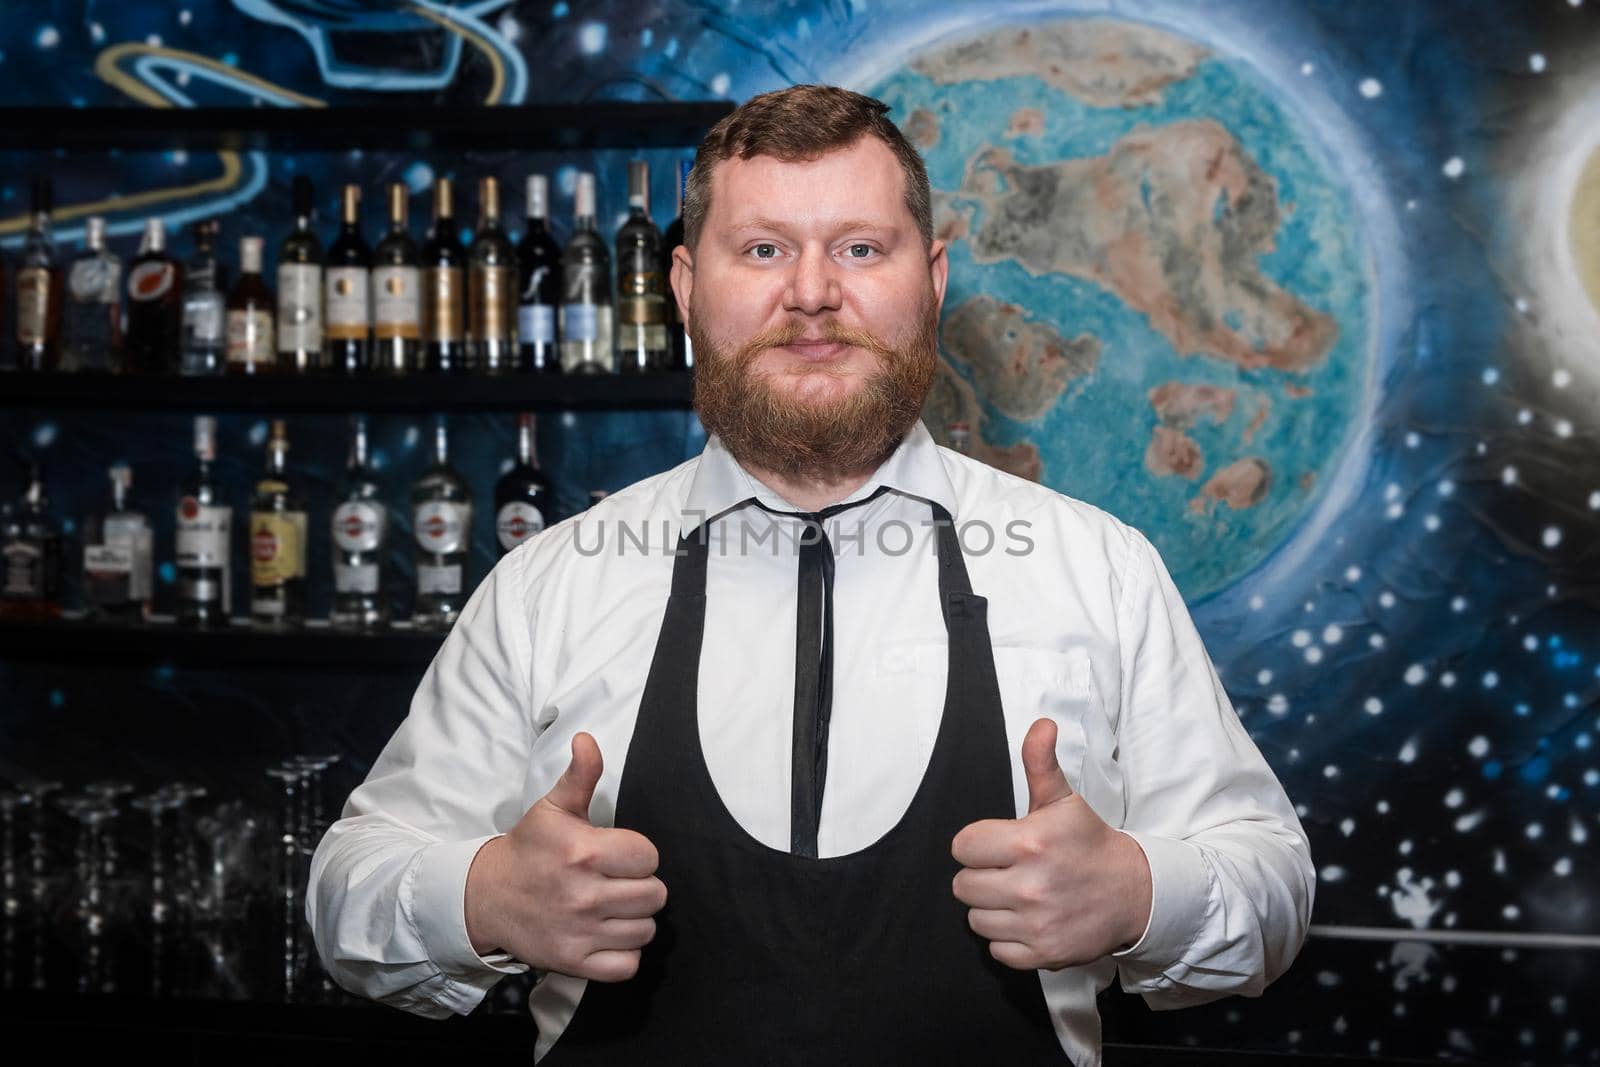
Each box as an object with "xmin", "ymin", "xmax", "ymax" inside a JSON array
[{"xmin": 735, "ymin": 319, "xmax": 898, "ymax": 361}]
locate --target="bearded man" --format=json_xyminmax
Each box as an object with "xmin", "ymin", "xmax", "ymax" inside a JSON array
[{"xmin": 309, "ymin": 85, "xmax": 1313, "ymax": 1066}]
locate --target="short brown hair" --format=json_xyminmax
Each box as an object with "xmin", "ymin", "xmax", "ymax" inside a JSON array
[{"xmin": 683, "ymin": 84, "xmax": 933, "ymax": 250}]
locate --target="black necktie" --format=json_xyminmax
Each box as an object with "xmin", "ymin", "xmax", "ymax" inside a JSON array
[{"xmin": 753, "ymin": 487, "xmax": 891, "ymax": 858}]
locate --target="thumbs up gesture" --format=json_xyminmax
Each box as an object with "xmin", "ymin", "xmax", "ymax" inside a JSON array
[
  {"xmin": 464, "ymin": 732, "xmax": 667, "ymax": 981},
  {"xmin": 951, "ymin": 718, "xmax": 1153, "ymax": 971}
]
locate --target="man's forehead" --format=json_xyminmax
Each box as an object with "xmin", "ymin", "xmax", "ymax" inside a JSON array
[{"xmin": 705, "ymin": 138, "xmax": 911, "ymax": 227}]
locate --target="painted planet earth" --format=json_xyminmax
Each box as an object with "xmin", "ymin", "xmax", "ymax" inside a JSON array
[{"xmin": 879, "ymin": 17, "xmax": 1373, "ymax": 599}]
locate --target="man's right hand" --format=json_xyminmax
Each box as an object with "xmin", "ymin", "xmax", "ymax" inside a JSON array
[{"xmin": 464, "ymin": 731, "xmax": 666, "ymax": 982}]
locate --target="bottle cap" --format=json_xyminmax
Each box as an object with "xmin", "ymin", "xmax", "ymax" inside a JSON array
[
  {"xmin": 85, "ymin": 216, "xmax": 106, "ymax": 248},
  {"xmin": 239, "ymin": 236, "xmax": 264, "ymax": 273},
  {"xmin": 627, "ymin": 160, "xmax": 649, "ymax": 211},
  {"xmin": 526, "ymin": 174, "xmax": 548, "ymax": 220},
  {"xmin": 142, "ymin": 217, "xmax": 166, "ymax": 252},
  {"xmin": 575, "ymin": 173, "xmax": 596, "ymax": 219},
  {"xmin": 194, "ymin": 415, "xmax": 217, "ymax": 460},
  {"xmin": 342, "ymin": 184, "xmax": 361, "ymax": 224}
]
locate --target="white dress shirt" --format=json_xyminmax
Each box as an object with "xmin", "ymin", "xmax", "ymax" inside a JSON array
[{"xmin": 308, "ymin": 420, "xmax": 1314, "ymax": 1067}]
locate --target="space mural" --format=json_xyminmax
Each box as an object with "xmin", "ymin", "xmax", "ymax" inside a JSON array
[{"xmin": 2, "ymin": 1, "xmax": 1599, "ymax": 1061}]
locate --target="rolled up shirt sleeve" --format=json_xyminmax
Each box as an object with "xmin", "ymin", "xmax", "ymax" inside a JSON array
[
  {"xmin": 307, "ymin": 548, "xmax": 537, "ymax": 1018},
  {"xmin": 1107, "ymin": 529, "xmax": 1315, "ymax": 1007}
]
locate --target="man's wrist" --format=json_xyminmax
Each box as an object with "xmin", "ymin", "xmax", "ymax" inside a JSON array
[
  {"xmin": 464, "ymin": 835, "xmax": 508, "ymax": 958},
  {"xmin": 1114, "ymin": 830, "xmax": 1154, "ymax": 952}
]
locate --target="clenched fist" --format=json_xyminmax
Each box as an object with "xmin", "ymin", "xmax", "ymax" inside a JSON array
[
  {"xmin": 952, "ymin": 718, "xmax": 1152, "ymax": 972},
  {"xmin": 465, "ymin": 732, "xmax": 667, "ymax": 982}
]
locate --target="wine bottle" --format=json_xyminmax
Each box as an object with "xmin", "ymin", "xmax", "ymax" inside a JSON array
[
  {"xmin": 494, "ymin": 413, "xmax": 553, "ymax": 556},
  {"xmin": 615, "ymin": 160, "xmax": 668, "ymax": 372},
  {"xmin": 373, "ymin": 182, "xmax": 421, "ymax": 374},
  {"xmin": 325, "ymin": 183, "xmax": 372, "ymax": 374},
  {"xmin": 277, "ymin": 175, "xmax": 325, "ymax": 372},
  {"xmin": 422, "ymin": 177, "xmax": 467, "ymax": 373},
  {"xmin": 124, "ymin": 218, "xmax": 185, "ymax": 374},
  {"xmin": 516, "ymin": 174, "xmax": 562, "ymax": 374},
  {"xmin": 559, "ymin": 173, "xmax": 614, "ymax": 374},
  {"xmin": 469, "ymin": 176, "xmax": 518, "ymax": 373}
]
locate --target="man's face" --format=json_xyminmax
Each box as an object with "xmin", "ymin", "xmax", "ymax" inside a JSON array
[{"xmin": 672, "ymin": 136, "xmax": 949, "ymax": 481}]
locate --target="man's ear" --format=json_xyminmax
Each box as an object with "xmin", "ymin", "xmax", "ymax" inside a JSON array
[
  {"xmin": 670, "ymin": 244, "xmax": 695, "ymax": 326},
  {"xmin": 928, "ymin": 238, "xmax": 949, "ymax": 318}
]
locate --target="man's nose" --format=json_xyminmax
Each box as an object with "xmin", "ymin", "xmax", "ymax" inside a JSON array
[{"xmin": 782, "ymin": 244, "xmax": 842, "ymax": 315}]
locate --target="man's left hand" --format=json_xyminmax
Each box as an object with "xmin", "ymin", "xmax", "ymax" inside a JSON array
[{"xmin": 951, "ymin": 717, "xmax": 1154, "ymax": 971}]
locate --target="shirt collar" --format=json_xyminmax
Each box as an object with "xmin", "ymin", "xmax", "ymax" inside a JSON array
[{"xmin": 682, "ymin": 420, "xmax": 960, "ymax": 532}]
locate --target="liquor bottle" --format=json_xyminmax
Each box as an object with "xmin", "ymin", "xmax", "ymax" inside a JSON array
[
  {"xmin": 15, "ymin": 177, "xmax": 61, "ymax": 372},
  {"xmin": 0, "ymin": 464, "xmax": 63, "ymax": 621},
  {"xmin": 373, "ymin": 182, "xmax": 421, "ymax": 374},
  {"xmin": 249, "ymin": 420, "xmax": 308, "ymax": 628},
  {"xmin": 494, "ymin": 413, "xmax": 553, "ymax": 557},
  {"xmin": 60, "ymin": 216, "xmax": 123, "ymax": 373},
  {"xmin": 124, "ymin": 218, "xmax": 185, "ymax": 374},
  {"xmin": 559, "ymin": 172, "xmax": 614, "ymax": 374},
  {"xmin": 468, "ymin": 176, "xmax": 518, "ymax": 373},
  {"xmin": 411, "ymin": 417, "xmax": 472, "ymax": 629},
  {"xmin": 330, "ymin": 415, "xmax": 389, "ymax": 630},
  {"xmin": 277, "ymin": 175, "xmax": 324, "ymax": 372},
  {"xmin": 325, "ymin": 183, "xmax": 371, "ymax": 374},
  {"xmin": 421, "ymin": 177, "xmax": 467, "ymax": 373},
  {"xmin": 176, "ymin": 416, "xmax": 232, "ymax": 628},
  {"xmin": 615, "ymin": 160, "xmax": 669, "ymax": 372},
  {"xmin": 82, "ymin": 464, "xmax": 153, "ymax": 622},
  {"xmin": 946, "ymin": 422, "xmax": 972, "ymax": 456},
  {"xmin": 226, "ymin": 237, "xmax": 276, "ymax": 375},
  {"xmin": 180, "ymin": 218, "xmax": 226, "ymax": 375},
  {"xmin": 516, "ymin": 174, "xmax": 562, "ymax": 374},
  {"xmin": 662, "ymin": 158, "xmax": 693, "ymax": 370}
]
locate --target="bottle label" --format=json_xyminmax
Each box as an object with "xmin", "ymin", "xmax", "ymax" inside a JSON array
[
  {"xmin": 92, "ymin": 513, "xmax": 154, "ymax": 600},
  {"xmin": 176, "ymin": 501, "xmax": 231, "ymax": 566},
  {"xmin": 85, "ymin": 543, "xmax": 133, "ymax": 576},
  {"xmin": 249, "ymin": 510, "xmax": 307, "ymax": 587},
  {"xmin": 334, "ymin": 561, "xmax": 380, "ymax": 595},
  {"xmin": 617, "ymin": 293, "xmax": 666, "ymax": 327},
  {"xmin": 16, "ymin": 267, "xmax": 51, "ymax": 345},
  {"xmin": 332, "ymin": 500, "xmax": 384, "ymax": 553},
  {"xmin": 226, "ymin": 310, "xmax": 274, "ymax": 367},
  {"xmin": 417, "ymin": 562, "xmax": 463, "ymax": 596},
  {"xmin": 518, "ymin": 304, "xmax": 555, "ymax": 345},
  {"xmin": 128, "ymin": 260, "xmax": 178, "ymax": 302},
  {"xmin": 495, "ymin": 502, "xmax": 546, "ymax": 551},
  {"xmin": 469, "ymin": 264, "xmax": 515, "ymax": 341},
  {"xmin": 413, "ymin": 500, "xmax": 470, "ymax": 554},
  {"xmin": 325, "ymin": 267, "xmax": 371, "ymax": 338},
  {"xmin": 276, "ymin": 263, "xmax": 323, "ymax": 352},
  {"xmin": 69, "ymin": 259, "xmax": 120, "ymax": 304},
  {"xmin": 373, "ymin": 266, "xmax": 421, "ymax": 339},
  {"xmin": 2, "ymin": 541, "xmax": 43, "ymax": 598},
  {"xmin": 423, "ymin": 266, "xmax": 463, "ymax": 342},
  {"xmin": 184, "ymin": 291, "xmax": 225, "ymax": 345},
  {"xmin": 562, "ymin": 302, "xmax": 598, "ymax": 342}
]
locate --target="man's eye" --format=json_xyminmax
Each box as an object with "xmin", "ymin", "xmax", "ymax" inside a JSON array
[
  {"xmin": 846, "ymin": 244, "xmax": 876, "ymax": 259},
  {"xmin": 751, "ymin": 243, "xmax": 779, "ymax": 259}
]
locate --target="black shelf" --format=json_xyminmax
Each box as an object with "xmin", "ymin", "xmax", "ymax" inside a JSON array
[
  {"xmin": 0, "ymin": 102, "xmax": 734, "ymax": 152},
  {"xmin": 0, "ymin": 618, "xmax": 444, "ymax": 671},
  {"xmin": 0, "ymin": 369, "xmax": 695, "ymax": 413}
]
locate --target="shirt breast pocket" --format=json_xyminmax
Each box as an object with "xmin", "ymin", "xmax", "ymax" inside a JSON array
[{"xmin": 989, "ymin": 646, "xmax": 1096, "ymax": 803}]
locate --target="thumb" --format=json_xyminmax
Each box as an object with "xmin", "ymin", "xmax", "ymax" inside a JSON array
[
  {"xmin": 544, "ymin": 731, "xmax": 603, "ymax": 822},
  {"xmin": 1022, "ymin": 718, "xmax": 1073, "ymax": 813}
]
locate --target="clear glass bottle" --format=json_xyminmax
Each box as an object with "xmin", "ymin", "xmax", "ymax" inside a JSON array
[
  {"xmin": 372, "ymin": 182, "xmax": 421, "ymax": 374},
  {"xmin": 82, "ymin": 464, "xmax": 153, "ymax": 623},
  {"xmin": 0, "ymin": 464, "xmax": 64, "ymax": 621},
  {"xmin": 411, "ymin": 417, "xmax": 472, "ymax": 629},
  {"xmin": 330, "ymin": 415, "xmax": 389, "ymax": 630},
  {"xmin": 249, "ymin": 420, "xmax": 308, "ymax": 628},
  {"xmin": 494, "ymin": 413, "xmax": 553, "ymax": 557},
  {"xmin": 124, "ymin": 218, "xmax": 185, "ymax": 374},
  {"xmin": 559, "ymin": 172, "xmax": 614, "ymax": 374},
  {"xmin": 176, "ymin": 416, "xmax": 232, "ymax": 628},
  {"xmin": 421, "ymin": 177, "xmax": 467, "ymax": 373},
  {"xmin": 469, "ymin": 176, "xmax": 518, "ymax": 373},
  {"xmin": 516, "ymin": 174, "xmax": 563, "ymax": 374},
  {"xmin": 276, "ymin": 175, "xmax": 324, "ymax": 373},
  {"xmin": 15, "ymin": 177, "xmax": 62, "ymax": 372},
  {"xmin": 226, "ymin": 237, "xmax": 275, "ymax": 375},
  {"xmin": 61, "ymin": 216, "xmax": 123, "ymax": 373},
  {"xmin": 325, "ymin": 183, "xmax": 371, "ymax": 374},
  {"xmin": 615, "ymin": 160, "xmax": 668, "ymax": 372},
  {"xmin": 180, "ymin": 218, "xmax": 226, "ymax": 375}
]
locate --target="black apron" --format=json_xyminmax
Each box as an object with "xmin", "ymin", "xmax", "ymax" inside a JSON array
[{"xmin": 543, "ymin": 502, "xmax": 1072, "ymax": 1064}]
